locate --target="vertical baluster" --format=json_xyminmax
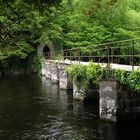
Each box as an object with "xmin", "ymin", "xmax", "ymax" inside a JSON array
[
  {"xmin": 132, "ymin": 40, "xmax": 134, "ymax": 70},
  {"xmin": 107, "ymin": 46, "xmax": 110, "ymax": 68},
  {"xmin": 111, "ymin": 48, "xmax": 113, "ymax": 63},
  {"xmin": 70, "ymin": 50, "xmax": 72, "ymax": 64},
  {"xmin": 78, "ymin": 48, "xmax": 81, "ymax": 64}
]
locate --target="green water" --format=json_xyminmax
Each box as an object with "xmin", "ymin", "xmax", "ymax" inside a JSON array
[{"xmin": 0, "ymin": 75, "xmax": 140, "ymax": 140}]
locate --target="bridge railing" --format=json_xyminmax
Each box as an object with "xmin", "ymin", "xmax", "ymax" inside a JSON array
[{"xmin": 44, "ymin": 38, "xmax": 140, "ymax": 68}]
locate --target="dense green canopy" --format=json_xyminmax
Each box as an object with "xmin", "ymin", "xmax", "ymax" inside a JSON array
[{"xmin": 0, "ymin": 0, "xmax": 140, "ymax": 74}]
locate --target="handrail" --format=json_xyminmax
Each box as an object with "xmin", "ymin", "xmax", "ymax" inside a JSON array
[{"xmin": 43, "ymin": 38, "xmax": 140, "ymax": 70}]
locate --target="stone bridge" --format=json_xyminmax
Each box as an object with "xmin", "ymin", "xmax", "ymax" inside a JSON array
[
  {"xmin": 40, "ymin": 38, "xmax": 140, "ymax": 122},
  {"xmin": 41, "ymin": 60, "xmax": 140, "ymax": 122}
]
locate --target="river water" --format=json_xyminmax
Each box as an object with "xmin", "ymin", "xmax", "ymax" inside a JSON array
[{"xmin": 0, "ymin": 75, "xmax": 140, "ymax": 140}]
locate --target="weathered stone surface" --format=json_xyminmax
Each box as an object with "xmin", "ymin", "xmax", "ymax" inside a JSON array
[
  {"xmin": 45, "ymin": 62, "xmax": 51, "ymax": 79},
  {"xmin": 58, "ymin": 63, "xmax": 72, "ymax": 89},
  {"xmin": 73, "ymin": 81, "xmax": 85, "ymax": 100},
  {"xmin": 41, "ymin": 62, "xmax": 46, "ymax": 76},
  {"xmin": 73, "ymin": 81, "xmax": 99, "ymax": 101},
  {"xmin": 100, "ymin": 78, "xmax": 140, "ymax": 122},
  {"xmin": 59, "ymin": 70, "xmax": 68, "ymax": 89},
  {"xmin": 100, "ymin": 79, "xmax": 118, "ymax": 122},
  {"xmin": 50, "ymin": 62, "xmax": 59, "ymax": 83}
]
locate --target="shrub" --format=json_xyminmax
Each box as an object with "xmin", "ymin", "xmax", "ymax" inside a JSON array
[{"xmin": 66, "ymin": 62, "xmax": 103, "ymax": 89}]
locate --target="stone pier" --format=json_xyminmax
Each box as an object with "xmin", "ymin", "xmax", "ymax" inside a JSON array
[
  {"xmin": 100, "ymin": 79, "xmax": 118, "ymax": 122},
  {"xmin": 50, "ymin": 62, "xmax": 59, "ymax": 83},
  {"xmin": 73, "ymin": 81, "xmax": 85, "ymax": 100},
  {"xmin": 45, "ymin": 62, "xmax": 51, "ymax": 79},
  {"xmin": 100, "ymin": 78, "xmax": 140, "ymax": 122},
  {"xmin": 58, "ymin": 63, "xmax": 72, "ymax": 89},
  {"xmin": 41, "ymin": 62, "xmax": 46, "ymax": 76},
  {"xmin": 73, "ymin": 81, "xmax": 99, "ymax": 101}
]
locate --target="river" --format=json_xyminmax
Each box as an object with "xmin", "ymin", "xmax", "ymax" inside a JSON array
[{"xmin": 0, "ymin": 75, "xmax": 140, "ymax": 140}]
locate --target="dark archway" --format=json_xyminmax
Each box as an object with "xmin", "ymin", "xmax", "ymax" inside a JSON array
[
  {"xmin": 43, "ymin": 45, "xmax": 50, "ymax": 59},
  {"xmin": 38, "ymin": 41, "xmax": 55, "ymax": 59}
]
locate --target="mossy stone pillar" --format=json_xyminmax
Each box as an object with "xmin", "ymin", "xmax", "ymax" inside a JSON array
[
  {"xmin": 100, "ymin": 78, "xmax": 140, "ymax": 122},
  {"xmin": 50, "ymin": 62, "xmax": 59, "ymax": 83},
  {"xmin": 73, "ymin": 81, "xmax": 85, "ymax": 100},
  {"xmin": 99, "ymin": 78, "xmax": 118, "ymax": 122},
  {"xmin": 45, "ymin": 61, "xmax": 51, "ymax": 79},
  {"xmin": 41, "ymin": 62, "xmax": 46, "ymax": 76},
  {"xmin": 58, "ymin": 63, "xmax": 72, "ymax": 89}
]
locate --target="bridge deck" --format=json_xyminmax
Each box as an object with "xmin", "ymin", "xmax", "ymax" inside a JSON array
[{"xmin": 46, "ymin": 60, "xmax": 140, "ymax": 72}]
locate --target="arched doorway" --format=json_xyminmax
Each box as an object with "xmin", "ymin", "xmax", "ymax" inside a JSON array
[
  {"xmin": 43, "ymin": 45, "xmax": 50, "ymax": 59},
  {"xmin": 37, "ymin": 41, "xmax": 55, "ymax": 59}
]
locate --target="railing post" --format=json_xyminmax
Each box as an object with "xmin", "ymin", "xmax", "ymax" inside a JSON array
[
  {"xmin": 65, "ymin": 51, "xmax": 67, "ymax": 60},
  {"xmin": 70, "ymin": 50, "xmax": 72, "ymax": 64},
  {"xmin": 129, "ymin": 46, "xmax": 131, "ymax": 65},
  {"xmin": 132, "ymin": 40, "xmax": 134, "ymax": 70},
  {"xmin": 61, "ymin": 50, "xmax": 64, "ymax": 60},
  {"xmin": 107, "ymin": 46, "xmax": 110, "ymax": 68},
  {"xmin": 78, "ymin": 48, "xmax": 81, "ymax": 64},
  {"xmin": 111, "ymin": 48, "xmax": 113, "ymax": 63}
]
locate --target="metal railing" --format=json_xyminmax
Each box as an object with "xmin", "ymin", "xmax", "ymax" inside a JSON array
[{"xmin": 44, "ymin": 38, "xmax": 140, "ymax": 69}]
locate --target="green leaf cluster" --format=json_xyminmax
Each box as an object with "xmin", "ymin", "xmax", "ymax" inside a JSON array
[
  {"xmin": 0, "ymin": 0, "xmax": 61, "ymax": 74},
  {"xmin": 1, "ymin": 0, "xmax": 140, "ymax": 74},
  {"xmin": 66, "ymin": 64, "xmax": 87, "ymax": 86},
  {"xmin": 66, "ymin": 62, "xmax": 102, "ymax": 88},
  {"xmin": 115, "ymin": 69, "xmax": 140, "ymax": 92}
]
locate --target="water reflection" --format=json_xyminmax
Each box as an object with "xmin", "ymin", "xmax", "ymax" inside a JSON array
[{"xmin": 0, "ymin": 75, "xmax": 140, "ymax": 140}]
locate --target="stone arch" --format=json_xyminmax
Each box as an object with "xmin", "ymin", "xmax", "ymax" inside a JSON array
[{"xmin": 37, "ymin": 41, "xmax": 55, "ymax": 59}]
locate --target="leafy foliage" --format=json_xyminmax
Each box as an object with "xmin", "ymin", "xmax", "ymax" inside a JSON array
[
  {"xmin": 115, "ymin": 69, "xmax": 140, "ymax": 92},
  {"xmin": 86, "ymin": 62, "xmax": 103, "ymax": 86},
  {"xmin": 66, "ymin": 64, "xmax": 87, "ymax": 87},
  {"xmin": 32, "ymin": 55, "xmax": 43, "ymax": 74},
  {"xmin": 66, "ymin": 62, "xmax": 102, "ymax": 88},
  {"xmin": 0, "ymin": 0, "xmax": 140, "ymax": 74},
  {"xmin": 0, "ymin": 0, "xmax": 61, "ymax": 74}
]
